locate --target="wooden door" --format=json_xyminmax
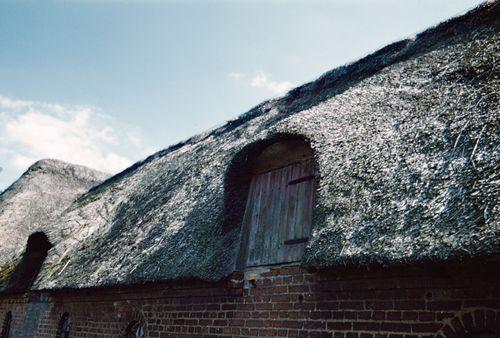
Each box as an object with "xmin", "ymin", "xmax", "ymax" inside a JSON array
[{"xmin": 242, "ymin": 158, "xmax": 314, "ymax": 267}]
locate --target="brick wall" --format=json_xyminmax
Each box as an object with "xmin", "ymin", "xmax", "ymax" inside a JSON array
[{"xmin": 0, "ymin": 263, "xmax": 499, "ymax": 337}]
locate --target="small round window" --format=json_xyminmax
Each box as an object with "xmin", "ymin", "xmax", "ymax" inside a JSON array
[
  {"xmin": 126, "ymin": 321, "xmax": 144, "ymax": 338},
  {"xmin": 56, "ymin": 312, "xmax": 70, "ymax": 338},
  {"xmin": 1, "ymin": 311, "xmax": 12, "ymax": 338}
]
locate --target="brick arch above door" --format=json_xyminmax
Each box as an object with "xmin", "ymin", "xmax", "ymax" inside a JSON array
[{"xmin": 439, "ymin": 309, "xmax": 500, "ymax": 338}]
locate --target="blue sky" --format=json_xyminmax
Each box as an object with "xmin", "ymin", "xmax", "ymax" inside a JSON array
[{"xmin": 0, "ymin": 0, "xmax": 484, "ymax": 190}]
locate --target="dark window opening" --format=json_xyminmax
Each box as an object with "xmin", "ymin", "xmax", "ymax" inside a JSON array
[
  {"xmin": 125, "ymin": 321, "xmax": 144, "ymax": 338},
  {"xmin": 1, "ymin": 311, "xmax": 12, "ymax": 338},
  {"xmin": 4, "ymin": 232, "xmax": 53, "ymax": 293},
  {"xmin": 231, "ymin": 137, "xmax": 315, "ymax": 267},
  {"xmin": 56, "ymin": 312, "xmax": 70, "ymax": 338}
]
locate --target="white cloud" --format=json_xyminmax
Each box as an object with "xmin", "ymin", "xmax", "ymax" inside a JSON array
[
  {"xmin": 229, "ymin": 72, "xmax": 244, "ymax": 80},
  {"xmin": 229, "ymin": 70, "xmax": 293, "ymax": 96},
  {"xmin": 126, "ymin": 131, "xmax": 142, "ymax": 147},
  {"xmin": 0, "ymin": 96, "xmax": 33, "ymax": 110},
  {"xmin": 250, "ymin": 71, "xmax": 293, "ymax": 95},
  {"xmin": 0, "ymin": 95, "xmax": 142, "ymax": 185}
]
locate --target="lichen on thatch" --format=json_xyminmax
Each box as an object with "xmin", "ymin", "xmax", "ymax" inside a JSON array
[{"xmin": 0, "ymin": 257, "xmax": 20, "ymax": 284}]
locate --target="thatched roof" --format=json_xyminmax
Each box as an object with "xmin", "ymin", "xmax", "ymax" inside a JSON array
[
  {"xmin": 0, "ymin": 160, "xmax": 107, "ymax": 291},
  {"xmin": 1, "ymin": 2, "xmax": 499, "ymax": 291}
]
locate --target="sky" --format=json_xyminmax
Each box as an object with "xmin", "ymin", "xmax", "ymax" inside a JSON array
[{"xmin": 0, "ymin": 0, "xmax": 485, "ymax": 190}]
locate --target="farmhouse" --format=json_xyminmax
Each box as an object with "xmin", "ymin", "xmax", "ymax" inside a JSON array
[{"xmin": 0, "ymin": 2, "xmax": 499, "ymax": 337}]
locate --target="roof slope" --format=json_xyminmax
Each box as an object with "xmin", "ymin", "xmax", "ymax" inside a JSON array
[
  {"xmin": 0, "ymin": 160, "xmax": 108, "ymax": 290},
  {"xmin": 25, "ymin": 2, "xmax": 500, "ymax": 290}
]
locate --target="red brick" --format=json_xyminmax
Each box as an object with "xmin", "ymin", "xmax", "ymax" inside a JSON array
[
  {"xmin": 418, "ymin": 312, "xmax": 435, "ymax": 322},
  {"xmin": 411, "ymin": 323, "xmax": 442, "ymax": 333},
  {"xmin": 352, "ymin": 321, "xmax": 381, "ymax": 331},
  {"xmin": 2, "ymin": 264, "xmax": 498, "ymax": 338},
  {"xmin": 366, "ymin": 301, "xmax": 394, "ymax": 310},
  {"xmin": 427, "ymin": 301, "xmax": 461, "ymax": 311},
  {"xmin": 380, "ymin": 322, "xmax": 412, "ymax": 333},
  {"xmin": 327, "ymin": 322, "xmax": 352, "ymax": 330}
]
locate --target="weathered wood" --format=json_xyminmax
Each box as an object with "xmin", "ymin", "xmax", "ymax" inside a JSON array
[
  {"xmin": 243, "ymin": 158, "xmax": 315, "ymax": 267},
  {"xmin": 252, "ymin": 140, "xmax": 313, "ymax": 174}
]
